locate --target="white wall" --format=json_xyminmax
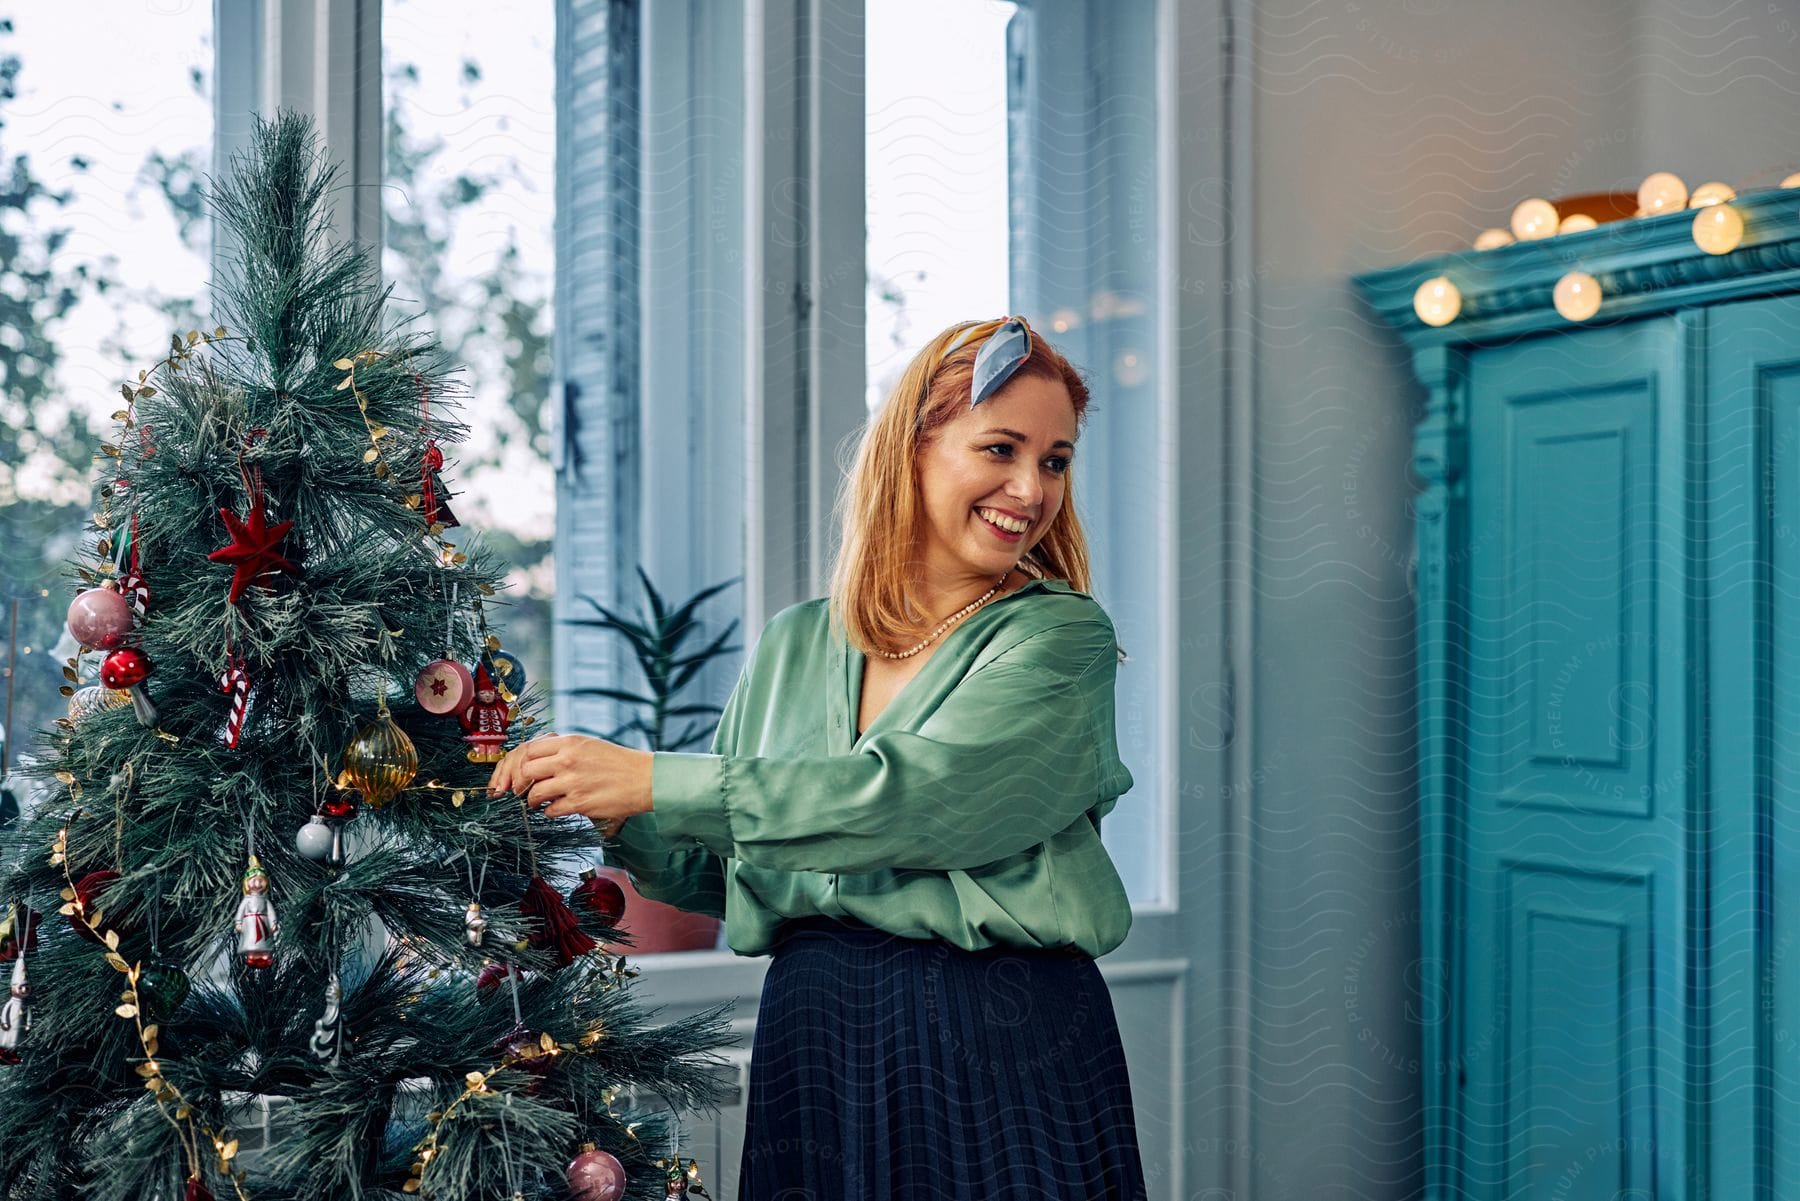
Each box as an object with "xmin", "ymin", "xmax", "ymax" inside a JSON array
[
  {"xmin": 1231, "ymin": 0, "xmax": 1800, "ymax": 1196},
  {"xmin": 1637, "ymin": 0, "xmax": 1800, "ymax": 193}
]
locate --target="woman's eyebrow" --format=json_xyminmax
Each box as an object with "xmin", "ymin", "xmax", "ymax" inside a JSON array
[{"xmin": 979, "ymin": 426, "xmax": 1075, "ymax": 452}]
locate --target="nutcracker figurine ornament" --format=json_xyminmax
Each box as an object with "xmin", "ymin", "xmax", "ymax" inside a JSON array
[
  {"xmin": 459, "ymin": 662, "xmax": 511, "ymax": 763},
  {"xmin": 0, "ymin": 954, "xmax": 28, "ymax": 1064},
  {"xmin": 235, "ymin": 856, "xmax": 279, "ymax": 969}
]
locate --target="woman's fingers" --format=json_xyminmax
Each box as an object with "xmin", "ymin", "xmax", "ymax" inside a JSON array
[
  {"xmin": 544, "ymin": 793, "xmax": 599, "ymax": 821},
  {"xmin": 488, "ymin": 739, "xmax": 544, "ymax": 797},
  {"xmin": 489, "ymin": 737, "xmax": 628, "ymax": 827},
  {"xmin": 528, "ymin": 772, "xmax": 570, "ymax": 805},
  {"xmin": 486, "ymin": 748, "xmax": 515, "ymax": 796}
]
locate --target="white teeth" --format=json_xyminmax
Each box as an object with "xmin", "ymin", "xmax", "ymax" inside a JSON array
[{"xmin": 976, "ymin": 507, "xmax": 1028, "ymax": 533}]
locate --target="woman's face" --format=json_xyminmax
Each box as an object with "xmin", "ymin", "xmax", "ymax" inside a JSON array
[{"xmin": 914, "ymin": 372, "xmax": 1078, "ymax": 590}]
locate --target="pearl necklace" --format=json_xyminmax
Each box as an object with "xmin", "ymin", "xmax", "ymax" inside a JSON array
[{"xmin": 873, "ymin": 570, "xmax": 1012, "ymax": 660}]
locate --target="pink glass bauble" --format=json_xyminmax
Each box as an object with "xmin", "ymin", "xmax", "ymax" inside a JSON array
[
  {"xmin": 565, "ymin": 1146, "xmax": 627, "ymax": 1201},
  {"xmin": 413, "ymin": 658, "xmax": 474, "ymax": 716},
  {"xmin": 66, "ymin": 587, "xmax": 134, "ymax": 650}
]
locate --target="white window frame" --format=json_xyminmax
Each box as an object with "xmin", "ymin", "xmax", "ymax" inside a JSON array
[
  {"xmin": 219, "ymin": 4, "xmax": 1252, "ymax": 1195},
  {"xmin": 567, "ymin": 0, "xmax": 1201, "ymax": 923},
  {"xmin": 213, "ymin": 0, "xmax": 383, "ymax": 274}
]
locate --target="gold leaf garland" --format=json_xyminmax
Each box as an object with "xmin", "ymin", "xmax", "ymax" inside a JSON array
[{"xmin": 51, "ymin": 782, "xmax": 252, "ymax": 1200}]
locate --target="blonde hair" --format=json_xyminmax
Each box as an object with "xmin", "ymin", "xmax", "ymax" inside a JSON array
[{"xmin": 826, "ymin": 317, "xmax": 1098, "ymax": 656}]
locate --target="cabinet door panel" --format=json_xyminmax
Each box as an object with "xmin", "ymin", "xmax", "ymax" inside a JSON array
[
  {"xmin": 1707, "ymin": 292, "xmax": 1800, "ymax": 1201},
  {"xmin": 1462, "ymin": 319, "xmax": 1694, "ymax": 1200}
]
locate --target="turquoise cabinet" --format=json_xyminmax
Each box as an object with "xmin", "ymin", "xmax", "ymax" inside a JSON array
[
  {"xmin": 1461, "ymin": 318, "xmax": 1693, "ymax": 1201},
  {"xmin": 1355, "ymin": 198, "xmax": 1800, "ymax": 1201}
]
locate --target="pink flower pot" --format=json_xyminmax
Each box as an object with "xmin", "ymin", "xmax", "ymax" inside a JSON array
[{"xmin": 594, "ymin": 867, "xmax": 723, "ymax": 954}]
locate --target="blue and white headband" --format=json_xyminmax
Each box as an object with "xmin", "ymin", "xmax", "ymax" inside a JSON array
[{"xmin": 944, "ymin": 316, "xmax": 1033, "ymax": 408}]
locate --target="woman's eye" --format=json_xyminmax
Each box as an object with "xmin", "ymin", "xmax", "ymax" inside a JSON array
[
  {"xmin": 1046, "ymin": 456, "xmax": 1070, "ymax": 474},
  {"xmin": 985, "ymin": 444, "xmax": 1070, "ymax": 475}
]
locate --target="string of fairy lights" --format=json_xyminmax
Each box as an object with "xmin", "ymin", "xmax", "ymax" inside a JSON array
[{"xmin": 1411, "ymin": 170, "xmax": 1800, "ymax": 329}]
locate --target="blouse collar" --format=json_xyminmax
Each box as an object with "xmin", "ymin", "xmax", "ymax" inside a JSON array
[{"xmin": 829, "ymin": 576, "xmax": 1084, "ymax": 752}]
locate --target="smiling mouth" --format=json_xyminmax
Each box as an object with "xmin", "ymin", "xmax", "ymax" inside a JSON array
[{"xmin": 974, "ymin": 507, "xmax": 1029, "ymax": 536}]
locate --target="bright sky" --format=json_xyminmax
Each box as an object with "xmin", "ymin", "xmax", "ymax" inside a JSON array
[
  {"xmin": 5, "ymin": 0, "xmax": 1016, "ymax": 510},
  {"xmin": 865, "ymin": 0, "xmax": 1016, "ymax": 410},
  {"xmin": 3, "ymin": 6, "xmax": 212, "ymax": 505},
  {"xmin": 383, "ymin": 0, "xmax": 557, "ymax": 545}
]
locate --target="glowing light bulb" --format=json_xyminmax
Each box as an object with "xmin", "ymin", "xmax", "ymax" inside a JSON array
[
  {"xmin": 1637, "ymin": 171, "xmax": 1689, "ymax": 215},
  {"xmin": 1558, "ymin": 214, "xmax": 1598, "ymax": 234},
  {"xmin": 1782, "ymin": 172, "xmax": 1800, "ymax": 189},
  {"xmin": 1510, "ymin": 198, "xmax": 1559, "ymax": 241},
  {"xmin": 1692, "ymin": 203, "xmax": 1745, "ymax": 255},
  {"xmin": 1473, "ymin": 228, "xmax": 1514, "ymax": 251},
  {"xmin": 1553, "ymin": 272, "xmax": 1603, "ymax": 322},
  {"xmin": 1412, "ymin": 276, "xmax": 1462, "ymax": 327},
  {"xmin": 1688, "ymin": 181, "xmax": 1736, "ymax": 207},
  {"xmin": 1112, "ymin": 349, "xmax": 1148, "ymax": 388}
]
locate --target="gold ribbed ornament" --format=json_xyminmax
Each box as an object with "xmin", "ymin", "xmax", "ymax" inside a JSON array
[{"xmin": 340, "ymin": 711, "xmax": 419, "ymax": 808}]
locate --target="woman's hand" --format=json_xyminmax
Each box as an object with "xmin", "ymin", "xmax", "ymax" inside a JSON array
[{"xmin": 486, "ymin": 734, "xmax": 655, "ymax": 832}]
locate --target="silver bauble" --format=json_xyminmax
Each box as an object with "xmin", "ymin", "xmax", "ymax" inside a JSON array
[{"xmin": 296, "ymin": 816, "xmax": 336, "ymax": 862}]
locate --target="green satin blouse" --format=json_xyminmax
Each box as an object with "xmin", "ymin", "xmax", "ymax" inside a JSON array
[{"xmin": 600, "ymin": 577, "xmax": 1136, "ymax": 957}]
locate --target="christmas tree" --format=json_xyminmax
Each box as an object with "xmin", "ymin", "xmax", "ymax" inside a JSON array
[{"xmin": 0, "ymin": 112, "xmax": 735, "ymax": 1201}]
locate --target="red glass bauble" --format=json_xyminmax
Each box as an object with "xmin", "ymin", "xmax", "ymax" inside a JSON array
[
  {"xmin": 0, "ymin": 907, "xmax": 41, "ymax": 962},
  {"xmin": 475, "ymin": 961, "xmax": 520, "ymax": 996},
  {"xmin": 492, "ymin": 1022, "xmax": 556, "ymax": 1094},
  {"xmin": 570, "ymin": 868, "xmax": 626, "ymax": 925}
]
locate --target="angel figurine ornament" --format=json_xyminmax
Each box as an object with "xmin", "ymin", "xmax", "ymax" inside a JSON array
[
  {"xmin": 235, "ymin": 856, "xmax": 279, "ymax": 969},
  {"xmin": 0, "ymin": 957, "xmax": 28, "ymax": 1064}
]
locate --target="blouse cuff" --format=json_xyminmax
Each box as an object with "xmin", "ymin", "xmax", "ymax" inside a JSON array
[{"xmin": 650, "ymin": 751, "xmax": 733, "ymax": 853}]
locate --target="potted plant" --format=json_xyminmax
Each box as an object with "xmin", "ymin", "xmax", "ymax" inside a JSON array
[{"xmin": 566, "ymin": 567, "xmax": 739, "ymax": 953}]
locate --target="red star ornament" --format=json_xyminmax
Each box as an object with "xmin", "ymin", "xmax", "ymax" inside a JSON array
[{"xmin": 208, "ymin": 497, "xmax": 299, "ymax": 604}]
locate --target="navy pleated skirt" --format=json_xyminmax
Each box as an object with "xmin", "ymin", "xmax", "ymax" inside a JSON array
[{"xmin": 737, "ymin": 914, "xmax": 1149, "ymax": 1200}]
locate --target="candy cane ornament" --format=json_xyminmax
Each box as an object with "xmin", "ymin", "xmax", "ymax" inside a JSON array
[
  {"xmin": 116, "ymin": 511, "xmax": 150, "ymax": 621},
  {"xmin": 218, "ymin": 656, "xmax": 253, "ymax": 748}
]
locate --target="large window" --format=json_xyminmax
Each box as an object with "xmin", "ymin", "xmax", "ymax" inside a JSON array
[
  {"xmin": 382, "ymin": 0, "xmax": 558, "ymax": 715},
  {"xmin": 551, "ymin": 0, "xmax": 1168, "ymax": 913},
  {"xmin": 0, "ymin": 8, "xmax": 212, "ymax": 802},
  {"xmin": 864, "ymin": 0, "xmax": 1167, "ymax": 907},
  {"xmin": 865, "ymin": 0, "xmax": 1016, "ymax": 411}
]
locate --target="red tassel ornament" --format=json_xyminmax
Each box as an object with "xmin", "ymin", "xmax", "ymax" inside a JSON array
[
  {"xmin": 67, "ymin": 870, "xmax": 123, "ymax": 944},
  {"xmin": 519, "ymin": 875, "xmax": 595, "ymax": 968}
]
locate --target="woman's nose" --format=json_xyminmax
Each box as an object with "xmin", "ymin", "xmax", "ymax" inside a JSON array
[{"xmin": 1008, "ymin": 464, "xmax": 1045, "ymax": 507}]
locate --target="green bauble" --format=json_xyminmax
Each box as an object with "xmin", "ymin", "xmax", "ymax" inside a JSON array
[{"xmin": 138, "ymin": 965, "xmax": 191, "ymax": 1021}]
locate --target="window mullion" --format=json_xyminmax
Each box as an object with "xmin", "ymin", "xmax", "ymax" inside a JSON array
[{"xmin": 744, "ymin": 0, "xmax": 865, "ymax": 624}]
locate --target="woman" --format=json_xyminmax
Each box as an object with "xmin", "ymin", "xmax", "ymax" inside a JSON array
[{"xmin": 487, "ymin": 315, "xmax": 1148, "ymax": 1199}]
